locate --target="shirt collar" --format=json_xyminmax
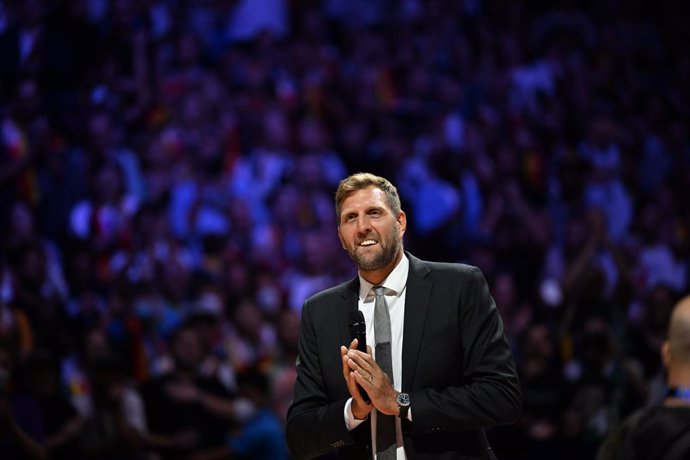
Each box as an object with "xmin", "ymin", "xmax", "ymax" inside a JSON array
[{"xmin": 358, "ymin": 253, "xmax": 409, "ymax": 301}]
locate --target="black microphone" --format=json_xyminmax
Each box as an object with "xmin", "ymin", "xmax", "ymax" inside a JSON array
[{"xmin": 347, "ymin": 310, "xmax": 370, "ymax": 404}]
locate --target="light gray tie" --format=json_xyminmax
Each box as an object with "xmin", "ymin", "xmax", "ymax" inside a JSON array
[{"xmin": 373, "ymin": 285, "xmax": 396, "ymax": 459}]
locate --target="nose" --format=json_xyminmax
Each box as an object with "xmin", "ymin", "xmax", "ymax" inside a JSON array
[{"xmin": 356, "ymin": 215, "xmax": 372, "ymax": 234}]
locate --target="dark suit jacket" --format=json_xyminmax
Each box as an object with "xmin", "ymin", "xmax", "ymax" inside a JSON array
[{"xmin": 286, "ymin": 252, "xmax": 521, "ymax": 459}]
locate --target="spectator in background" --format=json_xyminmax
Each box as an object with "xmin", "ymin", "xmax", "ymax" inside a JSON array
[
  {"xmin": 78, "ymin": 352, "xmax": 148, "ymax": 460},
  {"xmin": 491, "ymin": 322, "xmax": 565, "ymax": 460},
  {"xmin": 186, "ymin": 289, "xmax": 236, "ymax": 392},
  {"xmin": 632, "ymin": 198, "xmax": 687, "ymax": 296},
  {"xmin": 4, "ymin": 238, "xmax": 67, "ymax": 354},
  {"xmin": 597, "ymin": 294, "xmax": 690, "ymax": 460},
  {"xmin": 84, "ymin": 111, "xmax": 145, "ymax": 203},
  {"xmin": 579, "ymin": 118, "xmax": 632, "ymax": 242},
  {"xmin": 227, "ymin": 107, "xmax": 293, "ymax": 229},
  {"xmin": 491, "ymin": 271, "xmax": 533, "ymax": 348},
  {"xmin": 561, "ymin": 315, "xmax": 646, "ymax": 460},
  {"xmin": 225, "ymin": 297, "xmax": 277, "ymax": 373},
  {"xmin": 0, "ymin": 339, "xmax": 47, "ymax": 460},
  {"xmin": 270, "ymin": 308, "xmax": 300, "ymax": 422},
  {"xmin": 626, "ymin": 284, "xmax": 679, "ymax": 406},
  {"xmin": 284, "ymin": 227, "xmax": 345, "ymax": 313},
  {"xmin": 22, "ymin": 349, "xmax": 83, "ymax": 460},
  {"xmin": 184, "ymin": 367, "xmax": 289, "ymax": 460},
  {"xmin": 139, "ymin": 322, "xmax": 235, "ymax": 459}
]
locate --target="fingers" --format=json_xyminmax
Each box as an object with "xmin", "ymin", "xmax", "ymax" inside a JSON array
[
  {"xmin": 341, "ymin": 346, "xmax": 351, "ymax": 379},
  {"xmin": 353, "ymin": 369, "xmax": 399, "ymax": 416},
  {"xmin": 342, "ymin": 345, "xmax": 397, "ymax": 415},
  {"xmin": 353, "ymin": 368, "xmax": 374, "ymax": 386},
  {"xmin": 347, "ymin": 348, "xmax": 373, "ymax": 370},
  {"xmin": 347, "ymin": 349, "xmax": 388, "ymax": 387},
  {"xmin": 347, "ymin": 349, "xmax": 380, "ymax": 389},
  {"xmin": 349, "ymin": 338, "xmax": 359, "ymax": 350},
  {"xmin": 341, "ymin": 350, "xmax": 372, "ymax": 409},
  {"xmin": 342, "ymin": 348, "xmax": 364, "ymax": 388}
]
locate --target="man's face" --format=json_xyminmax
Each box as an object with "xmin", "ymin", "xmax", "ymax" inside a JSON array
[{"xmin": 337, "ymin": 186, "xmax": 406, "ymax": 279}]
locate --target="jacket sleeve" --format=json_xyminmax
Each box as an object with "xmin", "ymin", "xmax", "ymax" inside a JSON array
[
  {"xmin": 409, "ymin": 265, "xmax": 522, "ymax": 434},
  {"xmin": 285, "ymin": 297, "xmax": 368, "ymax": 459}
]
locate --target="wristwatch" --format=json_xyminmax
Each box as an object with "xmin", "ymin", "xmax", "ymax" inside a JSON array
[{"xmin": 396, "ymin": 392, "xmax": 411, "ymax": 419}]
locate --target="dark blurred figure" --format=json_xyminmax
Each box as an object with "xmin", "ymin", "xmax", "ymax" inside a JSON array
[
  {"xmin": 0, "ymin": 339, "xmax": 47, "ymax": 459},
  {"xmin": 79, "ymin": 352, "xmax": 148, "ymax": 460},
  {"xmin": 562, "ymin": 316, "xmax": 646, "ymax": 460},
  {"xmin": 5, "ymin": 237, "xmax": 67, "ymax": 353},
  {"xmin": 184, "ymin": 366, "xmax": 289, "ymax": 460},
  {"xmin": 22, "ymin": 349, "xmax": 83, "ymax": 460},
  {"xmin": 626, "ymin": 284, "xmax": 679, "ymax": 403},
  {"xmin": 224, "ymin": 298, "xmax": 277, "ymax": 373},
  {"xmin": 491, "ymin": 322, "xmax": 566, "ymax": 460},
  {"xmin": 269, "ymin": 308, "xmax": 300, "ymax": 422},
  {"xmin": 0, "ymin": 0, "xmax": 46, "ymax": 100},
  {"xmin": 597, "ymin": 294, "xmax": 690, "ymax": 460},
  {"xmin": 139, "ymin": 322, "xmax": 235, "ymax": 459}
]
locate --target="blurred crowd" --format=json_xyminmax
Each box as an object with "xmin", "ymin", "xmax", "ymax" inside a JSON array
[{"xmin": 0, "ymin": 0, "xmax": 688, "ymax": 459}]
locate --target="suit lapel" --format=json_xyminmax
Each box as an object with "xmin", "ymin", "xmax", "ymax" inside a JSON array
[
  {"xmin": 402, "ymin": 253, "xmax": 432, "ymax": 390},
  {"xmin": 337, "ymin": 277, "xmax": 361, "ymax": 348}
]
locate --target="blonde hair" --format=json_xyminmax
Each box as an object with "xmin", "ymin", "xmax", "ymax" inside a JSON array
[{"xmin": 335, "ymin": 173, "xmax": 401, "ymax": 220}]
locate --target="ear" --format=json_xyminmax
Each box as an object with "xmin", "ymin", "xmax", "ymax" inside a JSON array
[
  {"xmin": 662, "ymin": 340, "xmax": 671, "ymax": 369},
  {"xmin": 397, "ymin": 211, "xmax": 407, "ymax": 236}
]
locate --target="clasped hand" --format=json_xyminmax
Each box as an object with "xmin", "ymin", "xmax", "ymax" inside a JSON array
[{"xmin": 340, "ymin": 339, "xmax": 399, "ymax": 420}]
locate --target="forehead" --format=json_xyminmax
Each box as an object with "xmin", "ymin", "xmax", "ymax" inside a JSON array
[{"xmin": 340, "ymin": 186, "xmax": 389, "ymax": 213}]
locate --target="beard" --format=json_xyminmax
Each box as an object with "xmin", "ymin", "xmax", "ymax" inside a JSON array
[{"xmin": 347, "ymin": 228, "xmax": 402, "ymax": 272}]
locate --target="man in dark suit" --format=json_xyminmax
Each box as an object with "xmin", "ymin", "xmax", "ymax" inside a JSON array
[{"xmin": 286, "ymin": 173, "xmax": 521, "ymax": 459}]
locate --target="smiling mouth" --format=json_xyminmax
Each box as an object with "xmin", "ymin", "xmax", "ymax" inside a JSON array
[{"xmin": 358, "ymin": 239, "xmax": 378, "ymax": 247}]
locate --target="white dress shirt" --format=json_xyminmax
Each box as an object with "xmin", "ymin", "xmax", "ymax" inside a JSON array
[{"xmin": 344, "ymin": 254, "xmax": 409, "ymax": 459}]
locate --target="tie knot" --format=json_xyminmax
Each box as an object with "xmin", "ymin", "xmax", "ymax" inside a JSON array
[{"xmin": 373, "ymin": 285, "xmax": 385, "ymax": 297}]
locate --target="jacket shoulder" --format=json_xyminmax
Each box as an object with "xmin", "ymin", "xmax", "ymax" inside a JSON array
[
  {"xmin": 410, "ymin": 254, "xmax": 482, "ymax": 282},
  {"xmin": 424, "ymin": 260, "xmax": 478, "ymax": 274},
  {"xmin": 407, "ymin": 255, "xmax": 490, "ymax": 303},
  {"xmin": 301, "ymin": 277, "xmax": 357, "ymax": 312}
]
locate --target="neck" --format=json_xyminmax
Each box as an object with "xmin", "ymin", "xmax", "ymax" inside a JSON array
[
  {"xmin": 359, "ymin": 251, "xmax": 403, "ymax": 286},
  {"xmin": 666, "ymin": 364, "xmax": 690, "ymax": 388},
  {"xmin": 664, "ymin": 365, "xmax": 690, "ymax": 407}
]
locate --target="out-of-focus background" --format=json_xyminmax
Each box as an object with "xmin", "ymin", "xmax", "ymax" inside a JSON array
[{"xmin": 0, "ymin": 0, "xmax": 688, "ymax": 459}]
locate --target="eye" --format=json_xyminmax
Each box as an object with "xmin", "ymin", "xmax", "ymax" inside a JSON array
[
  {"xmin": 368, "ymin": 209, "xmax": 382, "ymax": 217},
  {"xmin": 344, "ymin": 213, "xmax": 357, "ymax": 223}
]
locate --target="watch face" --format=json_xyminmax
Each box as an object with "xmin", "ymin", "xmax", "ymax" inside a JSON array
[{"xmin": 397, "ymin": 393, "xmax": 410, "ymax": 407}]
